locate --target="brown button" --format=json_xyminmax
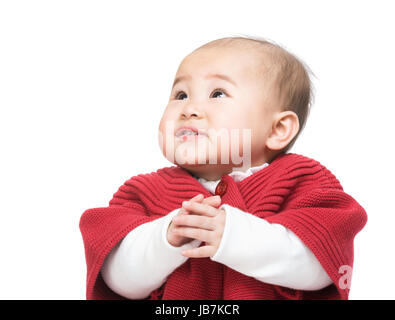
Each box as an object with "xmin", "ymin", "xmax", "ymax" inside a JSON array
[{"xmin": 215, "ymin": 180, "xmax": 227, "ymax": 196}]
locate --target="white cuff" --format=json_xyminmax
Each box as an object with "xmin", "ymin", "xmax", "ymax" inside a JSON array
[
  {"xmin": 211, "ymin": 204, "xmax": 332, "ymax": 291},
  {"xmin": 101, "ymin": 208, "xmax": 201, "ymax": 300}
]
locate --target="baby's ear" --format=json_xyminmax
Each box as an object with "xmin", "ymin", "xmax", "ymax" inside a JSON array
[{"xmin": 266, "ymin": 111, "xmax": 299, "ymax": 151}]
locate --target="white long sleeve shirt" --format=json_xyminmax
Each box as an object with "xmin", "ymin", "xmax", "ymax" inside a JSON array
[{"xmin": 101, "ymin": 163, "xmax": 332, "ymax": 299}]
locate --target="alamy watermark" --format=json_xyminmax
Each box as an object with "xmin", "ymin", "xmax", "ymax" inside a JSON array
[
  {"xmin": 158, "ymin": 120, "xmax": 252, "ymax": 169},
  {"xmin": 338, "ymin": 265, "xmax": 352, "ymax": 290}
]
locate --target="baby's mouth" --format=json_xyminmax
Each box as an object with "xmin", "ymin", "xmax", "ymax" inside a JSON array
[{"xmin": 175, "ymin": 127, "xmax": 209, "ymax": 141}]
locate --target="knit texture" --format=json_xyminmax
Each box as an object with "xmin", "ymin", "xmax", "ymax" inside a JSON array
[{"xmin": 79, "ymin": 153, "xmax": 367, "ymax": 300}]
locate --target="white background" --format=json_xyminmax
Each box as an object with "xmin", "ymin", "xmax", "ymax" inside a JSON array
[{"xmin": 0, "ymin": 0, "xmax": 393, "ymax": 299}]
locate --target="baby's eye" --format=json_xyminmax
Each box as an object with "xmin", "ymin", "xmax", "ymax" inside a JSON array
[
  {"xmin": 210, "ymin": 89, "xmax": 227, "ymax": 99},
  {"xmin": 174, "ymin": 89, "xmax": 228, "ymax": 100},
  {"xmin": 174, "ymin": 91, "xmax": 188, "ymax": 100}
]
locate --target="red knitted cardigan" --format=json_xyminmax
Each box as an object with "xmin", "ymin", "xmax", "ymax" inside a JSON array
[{"xmin": 79, "ymin": 153, "xmax": 367, "ymax": 300}]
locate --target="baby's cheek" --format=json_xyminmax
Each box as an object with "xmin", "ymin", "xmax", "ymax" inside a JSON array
[
  {"xmin": 158, "ymin": 133, "xmax": 177, "ymax": 164},
  {"xmin": 205, "ymin": 130, "xmax": 239, "ymax": 165},
  {"xmin": 228, "ymin": 128, "xmax": 255, "ymax": 168}
]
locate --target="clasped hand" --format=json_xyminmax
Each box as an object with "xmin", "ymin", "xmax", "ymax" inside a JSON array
[{"xmin": 166, "ymin": 194, "xmax": 226, "ymax": 258}]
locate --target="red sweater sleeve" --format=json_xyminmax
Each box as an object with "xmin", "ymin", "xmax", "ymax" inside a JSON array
[
  {"xmin": 265, "ymin": 187, "xmax": 367, "ymax": 299},
  {"xmin": 79, "ymin": 180, "xmax": 160, "ymax": 300}
]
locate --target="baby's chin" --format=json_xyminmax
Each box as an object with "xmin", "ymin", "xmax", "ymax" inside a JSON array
[
  {"xmin": 172, "ymin": 149, "xmax": 245, "ymax": 180},
  {"xmin": 174, "ymin": 156, "xmax": 221, "ymax": 169},
  {"xmin": 161, "ymin": 138, "xmax": 251, "ymax": 176},
  {"xmin": 177, "ymin": 162, "xmax": 234, "ymax": 181},
  {"xmin": 173, "ymin": 141, "xmax": 231, "ymax": 166}
]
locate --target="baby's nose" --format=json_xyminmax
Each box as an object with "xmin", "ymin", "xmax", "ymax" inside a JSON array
[
  {"xmin": 183, "ymin": 112, "xmax": 198, "ymax": 118},
  {"xmin": 182, "ymin": 110, "xmax": 202, "ymax": 119},
  {"xmin": 181, "ymin": 102, "xmax": 204, "ymax": 119}
]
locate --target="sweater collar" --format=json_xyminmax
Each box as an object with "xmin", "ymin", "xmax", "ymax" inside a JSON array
[
  {"xmin": 168, "ymin": 152, "xmax": 290, "ymax": 198},
  {"xmin": 193, "ymin": 162, "xmax": 270, "ymax": 194}
]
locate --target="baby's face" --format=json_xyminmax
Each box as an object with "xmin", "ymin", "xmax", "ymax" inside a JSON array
[{"xmin": 158, "ymin": 45, "xmax": 280, "ymax": 180}]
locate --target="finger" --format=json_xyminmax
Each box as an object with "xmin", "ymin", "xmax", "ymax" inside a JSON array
[
  {"xmin": 172, "ymin": 214, "xmax": 214, "ymax": 231},
  {"xmin": 177, "ymin": 207, "xmax": 188, "ymax": 216},
  {"xmin": 190, "ymin": 194, "xmax": 204, "ymax": 201},
  {"xmin": 181, "ymin": 245, "xmax": 215, "ymax": 258},
  {"xmin": 202, "ymin": 195, "xmax": 221, "ymax": 208},
  {"xmin": 172, "ymin": 226, "xmax": 212, "ymax": 243},
  {"xmin": 182, "ymin": 201, "xmax": 219, "ymax": 217},
  {"xmin": 178, "ymin": 194, "xmax": 205, "ymax": 216}
]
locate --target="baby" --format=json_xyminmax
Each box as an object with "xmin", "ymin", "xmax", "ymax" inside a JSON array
[{"xmin": 79, "ymin": 36, "xmax": 367, "ymax": 300}]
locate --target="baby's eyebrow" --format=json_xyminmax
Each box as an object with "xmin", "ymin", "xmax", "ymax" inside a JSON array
[
  {"xmin": 206, "ymin": 74, "xmax": 237, "ymax": 87},
  {"xmin": 172, "ymin": 73, "xmax": 237, "ymax": 89}
]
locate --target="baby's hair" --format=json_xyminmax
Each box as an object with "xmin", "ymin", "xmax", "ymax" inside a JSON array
[{"xmin": 193, "ymin": 35, "xmax": 315, "ymax": 154}]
